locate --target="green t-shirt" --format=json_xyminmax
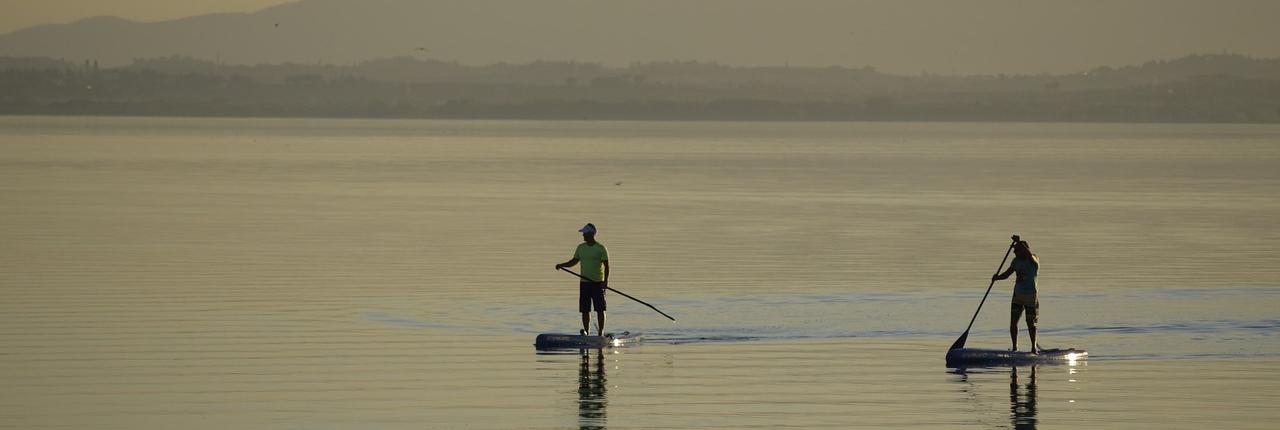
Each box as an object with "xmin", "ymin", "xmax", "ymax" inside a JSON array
[{"xmin": 573, "ymin": 242, "xmax": 609, "ymax": 282}]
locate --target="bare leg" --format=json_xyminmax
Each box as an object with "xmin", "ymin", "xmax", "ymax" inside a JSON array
[
  {"xmin": 581, "ymin": 312, "xmax": 591, "ymax": 335},
  {"xmin": 1010, "ymin": 305, "xmax": 1021, "ymax": 351},
  {"xmin": 596, "ymin": 311, "xmax": 606, "ymax": 336},
  {"xmin": 1028, "ymin": 322, "xmax": 1038, "ymax": 354},
  {"xmin": 1010, "ymin": 321, "xmax": 1019, "ymax": 351}
]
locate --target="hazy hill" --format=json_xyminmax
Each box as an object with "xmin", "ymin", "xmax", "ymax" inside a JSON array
[
  {"xmin": 4, "ymin": 0, "xmax": 1279, "ymax": 76},
  {"xmin": 0, "ymin": 0, "xmax": 853, "ymax": 70}
]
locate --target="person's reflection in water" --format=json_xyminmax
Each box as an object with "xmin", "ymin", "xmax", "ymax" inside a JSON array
[
  {"xmin": 1010, "ymin": 366, "xmax": 1038, "ymax": 429},
  {"xmin": 578, "ymin": 348, "xmax": 608, "ymax": 430}
]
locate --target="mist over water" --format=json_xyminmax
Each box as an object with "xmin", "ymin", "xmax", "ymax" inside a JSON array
[{"xmin": 2, "ymin": 117, "xmax": 1278, "ymax": 429}]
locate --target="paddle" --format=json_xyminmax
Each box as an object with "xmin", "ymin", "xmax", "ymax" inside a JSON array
[
  {"xmin": 559, "ymin": 267, "xmax": 675, "ymax": 321},
  {"xmin": 949, "ymin": 235, "xmax": 1021, "ymax": 350}
]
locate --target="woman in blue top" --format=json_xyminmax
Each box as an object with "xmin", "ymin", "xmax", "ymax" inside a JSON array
[{"xmin": 993, "ymin": 240, "xmax": 1039, "ymax": 353}]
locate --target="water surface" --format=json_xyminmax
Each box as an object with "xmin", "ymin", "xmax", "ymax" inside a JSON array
[{"xmin": 2, "ymin": 117, "xmax": 1279, "ymax": 429}]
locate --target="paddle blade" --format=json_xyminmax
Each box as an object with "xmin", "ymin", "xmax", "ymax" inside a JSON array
[{"xmin": 949, "ymin": 331, "xmax": 969, "ymax": 350}]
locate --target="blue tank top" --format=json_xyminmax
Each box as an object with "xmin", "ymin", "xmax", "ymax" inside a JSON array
[{"xmin": 1009, "ymin": 256, "xmax": 1039, "ymax": 295}]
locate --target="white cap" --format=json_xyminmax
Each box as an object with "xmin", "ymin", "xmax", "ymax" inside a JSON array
[{"xmin": 579, "ymin": 223, "xmax": 596, "ymax": 233}]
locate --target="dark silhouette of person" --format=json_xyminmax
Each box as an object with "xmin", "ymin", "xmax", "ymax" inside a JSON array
[
  {"xmin": 1010, "ymin": 366, "xmax": 1038, "ymax": 429},
  {"xmin": 577, "ymin": 349, "xmax": 608, "ymax": 429}
]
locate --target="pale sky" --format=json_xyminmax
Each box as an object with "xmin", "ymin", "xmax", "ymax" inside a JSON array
[{"xmin": 0, "ymin": 0, "xmax": 296, "ymax": 34}]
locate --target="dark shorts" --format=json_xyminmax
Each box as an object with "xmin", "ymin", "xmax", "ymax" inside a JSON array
[
  {"xmin": 1011, "ymin": 293, "xmax": 1039, "ymax": 324},
  {"xmin": 579, "ymin": 282, "xmax": 607, "ymax": 313}
]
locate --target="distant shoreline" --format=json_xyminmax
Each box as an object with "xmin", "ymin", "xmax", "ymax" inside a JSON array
[
  {"xmin": 4, "ymin": 54, "xmax": 1278, "ymax": 124},
  {"xmin": 3, "ymin": 94, "xmax": 1276, "ymax": 124}
]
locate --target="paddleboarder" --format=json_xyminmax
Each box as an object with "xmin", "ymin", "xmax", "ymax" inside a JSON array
[
  {"xmin": 555, "ymin": 223, "xmax": 610, "ymax": 337},
  {"xmin": 993, "ymin": 239, "xmax": 1039, "ymax": 353}
]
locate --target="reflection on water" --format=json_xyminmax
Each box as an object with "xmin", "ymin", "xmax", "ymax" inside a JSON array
[
  {"xmin": 578, "ymin": 349, "xmax": 608, "ymax": 430},
  {"xmin": 1011, "ymin": 366, "xmax": 1038, "ymax": 429},
  {"xmin": 950, "ymin": 365, "xmax": 1057, "ymax": 429}
]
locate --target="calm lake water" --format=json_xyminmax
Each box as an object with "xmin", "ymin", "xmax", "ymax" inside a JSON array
[{"xmin": 2, "ymin": 117, "xmax": 1279, "ymax": 429}]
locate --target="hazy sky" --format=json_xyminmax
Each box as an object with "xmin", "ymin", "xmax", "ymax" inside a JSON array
[{"xmin": 3, "ymin": 0, "xmax": 1280, "ymax": 75}]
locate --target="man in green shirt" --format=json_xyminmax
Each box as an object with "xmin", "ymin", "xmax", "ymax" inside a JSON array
[{"xmin": 555, "ymin": 223, "xmax": 610, "ymax": 336}]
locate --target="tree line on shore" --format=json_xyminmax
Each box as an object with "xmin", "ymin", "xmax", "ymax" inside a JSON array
[{"xmin": 2, "ymin": 53, "xmax": 1277, "ymax": 123}]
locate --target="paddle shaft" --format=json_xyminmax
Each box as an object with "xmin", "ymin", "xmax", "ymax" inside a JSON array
[
  {"xmin": 559, "ymin": 267, "xmax": 675, "ymax": 321},
  {"xmin": 949, "ymin": 236, "xmax": 1021, "ymax": 350}
]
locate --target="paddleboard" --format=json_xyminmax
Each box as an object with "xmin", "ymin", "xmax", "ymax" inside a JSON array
[
  {"xmin": 534, "ymin": 331, "xmax": 643, "ymax": 350},
  {"xmin": 946, "ymin": 347, "xmax": 1087, "ymax": 367}
]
